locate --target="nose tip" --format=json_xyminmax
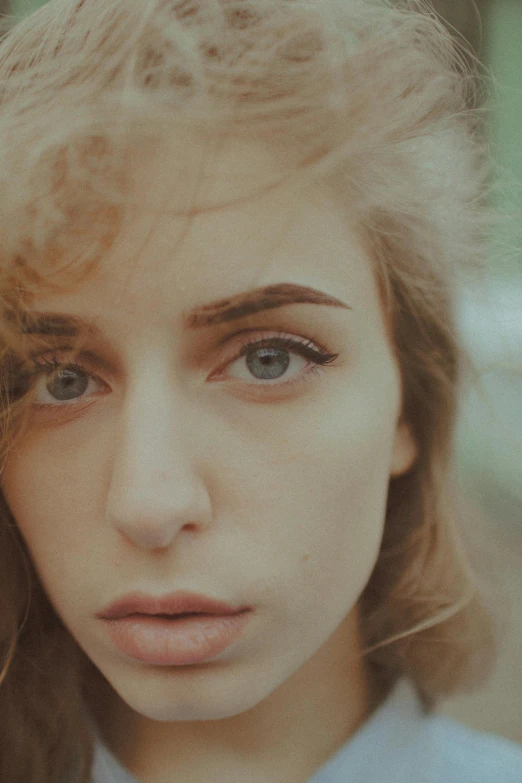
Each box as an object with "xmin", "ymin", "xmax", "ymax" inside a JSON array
[
  {"xmin": 106, "ymin": 478, "xmax": 211, "ymax": 550},
  {"xmin": 112, "ymin": 516, "xmax": 199, "ymax": 550},
  {"xmin": 105, "ymin": 439, "xmax": 213, "ymax": 550}
]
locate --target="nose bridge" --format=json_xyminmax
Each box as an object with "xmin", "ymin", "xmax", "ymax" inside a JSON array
[{"xmin": 105, "ymin": 361, "xmax": 210, "ymax": 548}]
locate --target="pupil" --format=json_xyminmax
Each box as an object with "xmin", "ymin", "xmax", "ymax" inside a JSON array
[
  {"xmin": 47, "ymin": 367, "xmax": 89, "ymax": 401},
  {"xmin": 246, "ymin": 348, "xmax": 290, "ymax": 380}
]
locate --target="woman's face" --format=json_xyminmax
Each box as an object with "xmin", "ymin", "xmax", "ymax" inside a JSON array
[{"xmin": 1, "ymin": 139, "xmax": 416, "ymax": 724}]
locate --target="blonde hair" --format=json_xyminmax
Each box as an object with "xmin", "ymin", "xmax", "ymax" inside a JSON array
[{"xmin": 0, "ymin": 0, "xmax": 505, "ymax": 780}]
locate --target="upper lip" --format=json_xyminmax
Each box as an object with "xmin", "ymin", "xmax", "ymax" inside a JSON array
[{"xmin": 97, "ymin": 591, "xmax": 250, "ymax": 620}]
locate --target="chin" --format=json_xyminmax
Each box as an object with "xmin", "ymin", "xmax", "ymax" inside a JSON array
[{"xmin": 100, "ymin": 660, "xmax": 273, "ymax": 723}]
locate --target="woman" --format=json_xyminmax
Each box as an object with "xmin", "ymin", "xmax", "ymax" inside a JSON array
[{"xmin": 0, "ymin": 0, "xmax": 520, "ymax": 781}]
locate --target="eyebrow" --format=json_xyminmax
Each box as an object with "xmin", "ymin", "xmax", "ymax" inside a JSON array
[
  {"xmin": 185, "ymin": 283, "xmax": 351, "ymax": 328},
  {"xmin": 10, "ymin": 282, "xmax": 351, "ymax": 337}
]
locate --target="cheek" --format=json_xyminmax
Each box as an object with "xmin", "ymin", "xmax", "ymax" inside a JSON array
[
  {"xmin": 1, "ymin": 440, "xmax": 102, "ymax": 611},
  {"xmin": 234, "ymin": 388, "xmax": 399, "ymax": 627}
]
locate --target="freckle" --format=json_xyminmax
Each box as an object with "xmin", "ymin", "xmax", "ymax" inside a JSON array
[{"xmin": 302, "ymin": 553, "xmax": 310, "ymax": 562}]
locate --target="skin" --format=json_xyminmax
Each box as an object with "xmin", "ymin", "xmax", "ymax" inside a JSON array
[{"xmin": 1, "ymin": 138, "xmax": 417, "ymax": 783}]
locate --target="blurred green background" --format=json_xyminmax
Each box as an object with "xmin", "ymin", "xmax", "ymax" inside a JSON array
[{"xmin": 3, "ymin": 0, "xmax": 522, "ymax": 743}]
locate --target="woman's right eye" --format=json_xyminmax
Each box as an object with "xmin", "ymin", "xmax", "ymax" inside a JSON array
[
  {"xmin": 18, "ymin": 354, "xmax": 109, "ymax": 407},
  {"xmin": 32, "ymin": 364, "xmax": 107, "ymax": 405}
]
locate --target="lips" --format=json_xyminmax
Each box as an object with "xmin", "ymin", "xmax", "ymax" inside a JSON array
[
  {"xmin": 101, "ymin": 609, "xmax": 252, "ymax": 666},
  {"xmin": 97, "ymin": 590, "xmax": 250, "ymax": 620}
]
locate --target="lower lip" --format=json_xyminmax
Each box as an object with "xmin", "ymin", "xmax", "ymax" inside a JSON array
[{"xmin": 101, "ymin": 611, "xmax": 252, "ymax": 666}]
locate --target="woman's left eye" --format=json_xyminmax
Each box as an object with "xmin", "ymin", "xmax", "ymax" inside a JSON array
[{"xmin": 212, "ymin": 332, "xmax": 340, "ymax": 389}]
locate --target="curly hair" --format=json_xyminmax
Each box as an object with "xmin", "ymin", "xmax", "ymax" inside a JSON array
[{"xmin": 0, "ymin": 1, "xmax": 504, "ymax": 780}]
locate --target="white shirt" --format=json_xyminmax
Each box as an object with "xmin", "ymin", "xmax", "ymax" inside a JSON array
[{"xmin": 90, "ymin": 678, "xmax": 522, "ymax": 782}]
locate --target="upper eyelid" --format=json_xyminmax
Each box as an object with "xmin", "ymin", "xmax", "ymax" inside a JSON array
[
  {"xmin": 21, "ymin": 344, "xmax": 116, "ymax": 380},
  {"xmin": 214, "ymin": 329, "xmax": 330, "ymax": 359},
  {"xmin": 28, "ymin": 349, "xmax": 107, "ymax": 377}
]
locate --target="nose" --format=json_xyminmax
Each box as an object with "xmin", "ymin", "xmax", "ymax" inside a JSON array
[{"xmin": 105, "ymin": 365, "xmax": 213, "ymax": 550}]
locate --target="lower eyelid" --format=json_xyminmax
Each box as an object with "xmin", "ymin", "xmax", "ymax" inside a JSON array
[
  {"xmin": 221, "ymin": 364, "xmax": 330, "ymax": 404},
  {"xmin": 29, "ymin": 399, "xmax": 99, "ymax": 427}
]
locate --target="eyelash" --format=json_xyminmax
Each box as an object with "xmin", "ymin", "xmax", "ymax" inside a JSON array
[{"xmin": 17, "ymin": 331, "xmax": 340, "ymax": 408}]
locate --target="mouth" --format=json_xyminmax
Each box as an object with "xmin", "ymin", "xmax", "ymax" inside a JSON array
[
  {"xmin": 98, "ymin": 590, "xmax": 251, "ymax": 621},
  {"xmin": 128, "ymin": 612, "xmax": 211, "ymax": 619},
  {"xmin": 100, "ymin": 608, "xmax": 252, "ymax": 666}
]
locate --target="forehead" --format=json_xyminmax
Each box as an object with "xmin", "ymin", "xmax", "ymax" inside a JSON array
[
  {"xmin": 129, "ymin": 130, "xmax": 295, "ymax": 214},
  {"xmin": 26, "ymin": 135, "xmax": 379, "ymax": 328}
]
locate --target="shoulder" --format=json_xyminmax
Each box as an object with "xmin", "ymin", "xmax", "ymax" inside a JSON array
[
  {"xmin": 426, "ymin": 713, "xmax": 522, "ymax": 783},
  {"xmin": 308, "ymin": 679, "xmax": 522, "ymax": 783}
]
